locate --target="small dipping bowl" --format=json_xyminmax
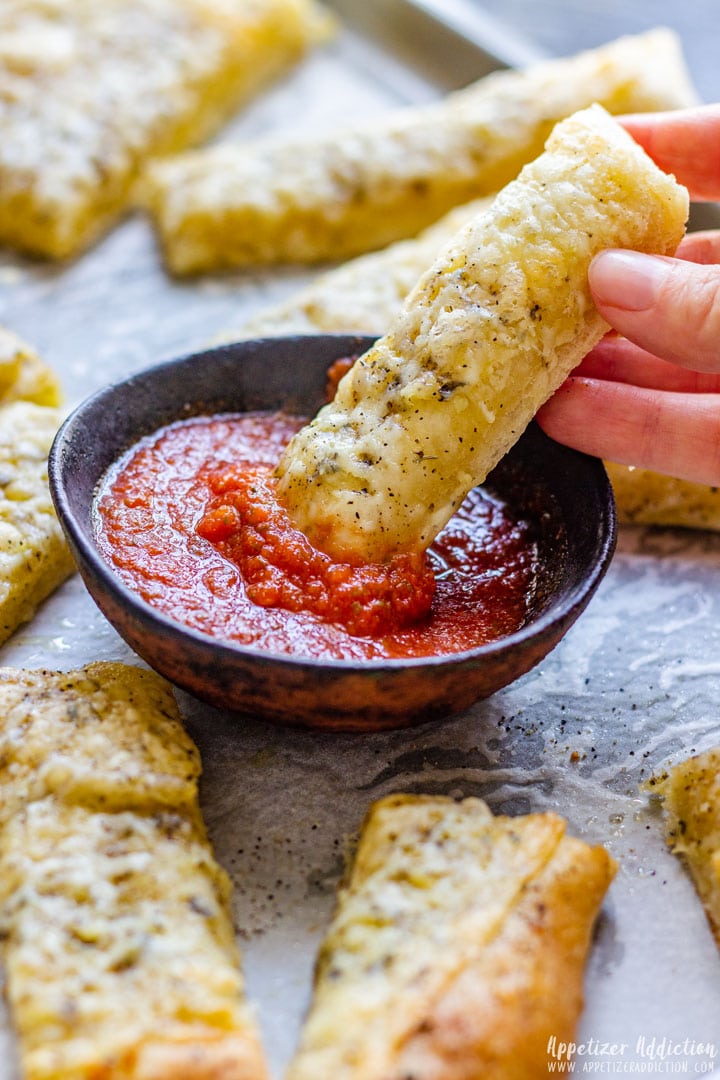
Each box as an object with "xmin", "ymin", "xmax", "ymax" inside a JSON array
[{"xmin": 49, "ymin": 335, "xmax": 616, "ymax": 731}]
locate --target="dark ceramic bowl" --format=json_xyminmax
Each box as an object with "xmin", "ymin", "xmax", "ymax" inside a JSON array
[{"xmin": 49, "ymin": 335, "xmax": 616, "ymax": 731}]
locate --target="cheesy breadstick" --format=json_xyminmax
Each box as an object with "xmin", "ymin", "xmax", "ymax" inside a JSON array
[
  {"xmin": 604, "ymin": 463, "xmax": 720, "ymax": 531},
  {"xmin": 144, "ymin": 28, "xmax": 695, "ymax": 274},
  {"xmin": 0, "ymin": 662, "xmax": 269, "ymax": 1080},
  {"xmin": 287, "ymin": 795, "xmax": 616, "ymax": 1080},
  {"xmin": 0, "ymin": 327, "xmax": 62, "ymax": 407},
  {"xmin": 230, "ymin": 210, "xmax": 720, "ymax": 537},
  {"xmin": 647, "ymin": 748, "xmax": 720, "ymax": 946},
  {"xmin": 0, "ymin": 401, "xmax": 75, "ymax": 645},
  {"xmin": 0, "ymin": 0, "xmax": 332, "ymax": 259},
  {"xmin": 220, "ymin": 199, "xmax": 492, "ymax": 340},
  {"xmin": 276, "ymin": 105, "xmax": 689, "ymax": 563}
]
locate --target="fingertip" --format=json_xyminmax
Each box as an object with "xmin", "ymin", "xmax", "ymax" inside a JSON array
[
  {"xmin": 675, "ymin": 230, "xmax": 720, "ymax": 265},
  {"xmin": 589, "ymin": 254, "xmax": 720, "ymax": 371},
  {"xmin": 589, "ymin": 250, "xmax": 671, "ymax": 312}
]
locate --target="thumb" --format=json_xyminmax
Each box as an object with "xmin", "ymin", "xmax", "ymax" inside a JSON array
[{"xmin": 589, "ymin": 250, "xmax": 720, "ymax": 373}]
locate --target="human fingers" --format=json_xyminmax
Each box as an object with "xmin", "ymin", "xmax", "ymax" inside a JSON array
[
  {"xmin": 536, "ymin": 377, "xmax": 720, "ymax": 485},
  {"xmin": 576, "ymin": 335, "xmax": 720, "ymax": 392},
  {"xmin": 589, "ymin": 250, "xmax": 720, "ymax": 372},
  {"xmin": 620, "ymin": 105, "xmax": 720, "ymax": 202},
  {"xmin": 676, "ymin": 229, "xmax": 720, "ymax": 265}
]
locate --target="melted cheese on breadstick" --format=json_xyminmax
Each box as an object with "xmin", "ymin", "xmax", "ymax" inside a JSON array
[{"xmin": 276, "ymin": 105, "xmax": 688, "ymax": 563}]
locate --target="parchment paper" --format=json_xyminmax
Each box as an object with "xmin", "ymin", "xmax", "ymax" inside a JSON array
[{"xmin": 1, "ymin": 7, "xmax": 718, "ymax": 1076}]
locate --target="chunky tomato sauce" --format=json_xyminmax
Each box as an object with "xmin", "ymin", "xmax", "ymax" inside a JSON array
[
  {"xmin": 197, "ymin": 466, "xmax": 436, "ymax": 637},
  {"xmin": 95, "ymin": 411, "xmax": 540, "ymax": 661}
]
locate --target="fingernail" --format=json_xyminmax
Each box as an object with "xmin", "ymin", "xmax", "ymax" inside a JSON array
[{"xmin": 590, "ymin": 250, "xmax": 671, "ymax": 311}]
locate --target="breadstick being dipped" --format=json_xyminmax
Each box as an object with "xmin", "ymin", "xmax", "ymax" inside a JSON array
[
  {"xmin": 229, "ymin": 205, "xmax": 720, "ymax": 537},
  {"xmin": 275, "ymin": 105, "xmax": 688, "ymax": 564}
]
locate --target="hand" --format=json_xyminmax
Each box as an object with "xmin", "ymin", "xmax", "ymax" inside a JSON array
[{"xmin": 537, "ymin": 105, "xmax": 720, "ymax": 486}]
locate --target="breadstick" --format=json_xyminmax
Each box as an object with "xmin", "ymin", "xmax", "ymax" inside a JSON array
[
  {"xmin": 647, "ymin": 748, "xmax": 720, "ymax": 945},
  {"xmin": 0, "ymin": 327, "xmax": 62, "ymax": 407},
  {"xmin": 605, "ymin": 463, "xmax": 720, "ymax": 531},
  {"xmin": 276, "ymin": 105, "xmax": 689, "ymax": 563},
  {"xmin": 144, "ymin": 28, "xmax": 695, "ymax": 273},
  {"xmin": 222, "ymin": 199, "xmax": 492, "ymax": 340},
  {"xmin": 0, "ymin": 0, "xmax": 332, "ymax": 259},
  {"xmin": 0, "ymin": 662, "xmax": 269, "ymax": 1080},
  {"xmin": 287, "ymin": 795, "xmax": 615, "ymax": 1080},
  {"xmin": 231, "ymin": 212, "xmax": 720, "ymax": 538},
  {"xmin": 0, "ymin": 401, "xmax": 75, "ymax": 645}
]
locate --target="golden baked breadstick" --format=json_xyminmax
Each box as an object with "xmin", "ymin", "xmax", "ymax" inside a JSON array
[
  {"xmin": 605, "ymin": 463, "xmax": 720, "ymax": 531},
  {"xmin": 0, "ymin": 401, "xmax": 75, "ymax": 645},
  {"xmin": 287, "ymin": 795, "xmax": 616, "ymax": 1080},
  {"xmin": 0, "ymin": 0, "xmax": 332, "ymax": 259},
  {"xmin": 230, "ymin": 210, "xmax": 720, "ymax": 537},
  {"xmin": 0, "ymin": 662, "xmax": 269, "ymax": 1080},
  {"xmin": 647, "ymin": 748, "xmax": 720, "ymax": 945},
  {"xmin": 222, "ymin": 199, "xmax": 492, "ymax": 340},
  {"xmin": 276, "ymin": 105, "xmax": 689, "ymax": 563},
  {"xmin": 0, "ymin": 327, "xmax": 62, "ymax": 407},
  {"xmin": 144, "ymin": 28, "xmax": 695, "ymax": 274}
]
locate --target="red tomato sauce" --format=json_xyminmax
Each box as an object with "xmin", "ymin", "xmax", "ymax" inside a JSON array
[
  {"xmin": 94, "ymin": 411, "xmax": 540, "ymax": 662},
  {"xmin": 196, "ymin": 466, "xmax": 436, "ymax": 637}
]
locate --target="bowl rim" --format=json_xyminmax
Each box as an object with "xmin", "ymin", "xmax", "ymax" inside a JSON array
[{"xmin": 49, "ymin": 336, "xmax": 618, "ymax": 675}]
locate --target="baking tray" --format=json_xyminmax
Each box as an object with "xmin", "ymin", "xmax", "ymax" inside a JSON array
[{"xmin": 1, "ymin": 2, "xmax": 720, "ymax": 1076}]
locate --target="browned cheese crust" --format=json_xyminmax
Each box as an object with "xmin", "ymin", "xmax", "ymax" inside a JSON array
[{"xmin": 0, "ymin": 326, "xmax": 62, "ymax": 407}]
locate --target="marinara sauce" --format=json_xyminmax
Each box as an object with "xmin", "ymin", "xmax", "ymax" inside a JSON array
[{"xmin": 95, "ymin": 410, "xmax": 540, "ymax": 662}]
